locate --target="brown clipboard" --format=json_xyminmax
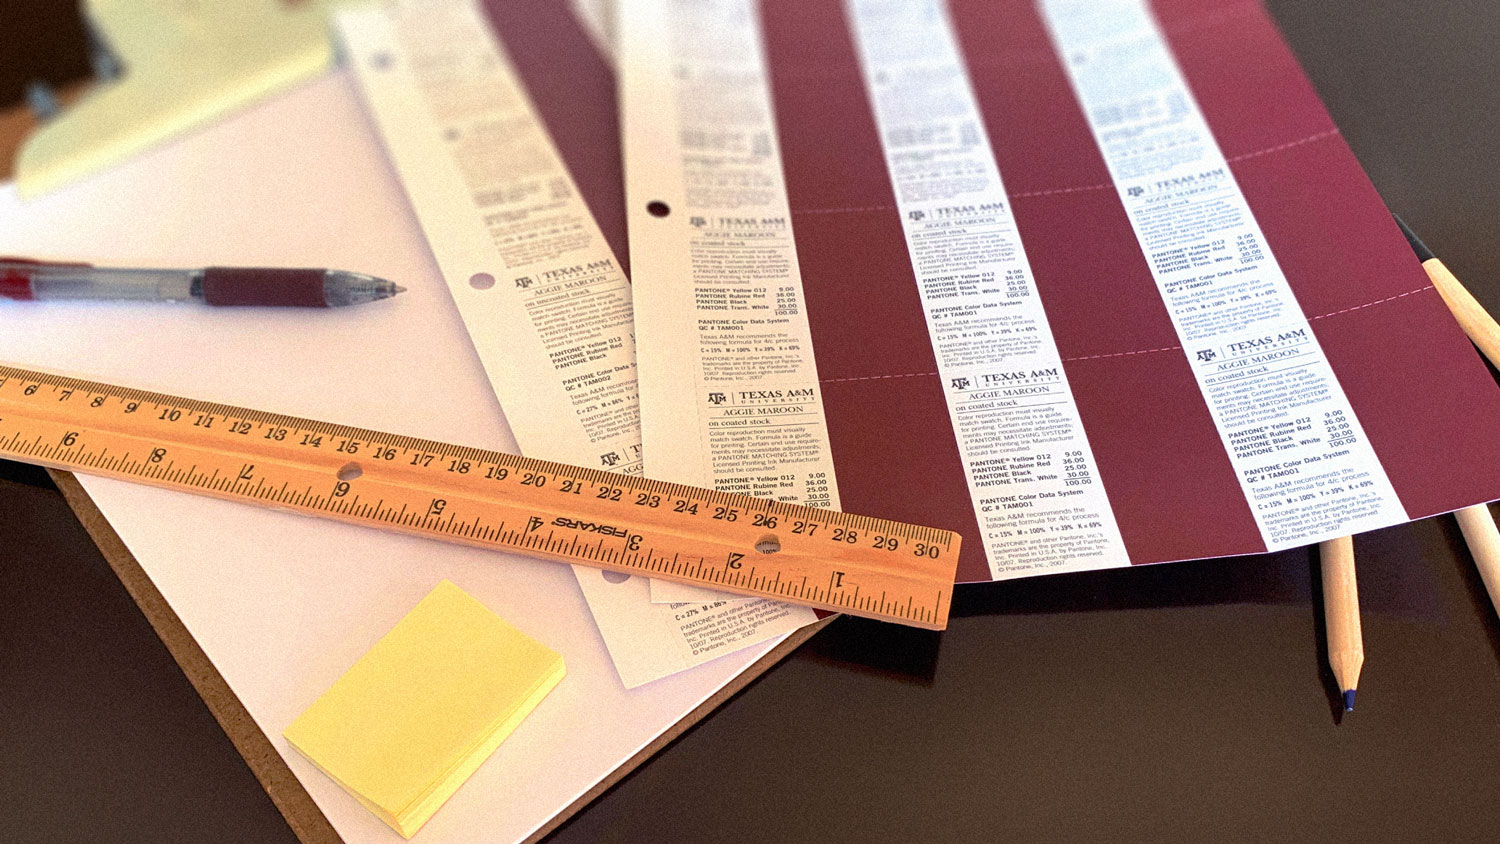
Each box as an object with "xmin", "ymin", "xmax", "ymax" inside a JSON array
[
  {"xmin": 2, "ymin": 43, "xmax": 831, "ymax": 844},
  {"xmin": 48, "ymin": 467, "xmax": 833, "ymax": 844}
]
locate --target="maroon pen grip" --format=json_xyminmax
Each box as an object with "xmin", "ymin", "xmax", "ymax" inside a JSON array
[{"xmin": 199, "ymin": 267, "xmax": 328, "ymax": 307}]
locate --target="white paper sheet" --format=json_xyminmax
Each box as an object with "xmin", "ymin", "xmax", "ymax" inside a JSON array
[
  {"xmin": 618, "ymin": 0, "xmax": 845, "ymax": 604},
  {"xmin": 0, "ymin": 71, "xmax": 786, "ymax": 844},
  {"xmin": 333, "ymin": 0, "xmax": 813, "ymax": 686}
]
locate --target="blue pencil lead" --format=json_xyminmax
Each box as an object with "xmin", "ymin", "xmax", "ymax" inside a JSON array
[{"xmin": 1342, "ymin": 689, "xmax": 1356, "ymax": 712}]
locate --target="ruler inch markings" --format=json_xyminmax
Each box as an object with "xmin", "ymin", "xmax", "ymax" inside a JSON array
[{"xmin": 0, "ymin": 364, "xmax": 959, "ymax": 629}]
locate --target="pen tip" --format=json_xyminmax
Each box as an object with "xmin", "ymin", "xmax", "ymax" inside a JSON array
[
  {"xmin": 1342, "ymin": 689, "xmax": 1356, "ymax": 712},
  {"xmin": 394, "ymin": 284, "xmax": 408, "ymax": 294}
]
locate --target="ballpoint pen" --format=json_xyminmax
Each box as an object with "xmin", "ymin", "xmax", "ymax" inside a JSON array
[{"xmin": 0, "ymin": 258, "xmax": 406, "ymax": 308}]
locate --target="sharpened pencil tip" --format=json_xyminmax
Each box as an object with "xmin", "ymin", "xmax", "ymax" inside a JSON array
[
  {"xmin": 1391, "ymin": 214, "xmax": 1434, "ymax": 263},
  {"xmin": 1342, "ymin": 689, "xmax": 1356, "ymax": 712}
]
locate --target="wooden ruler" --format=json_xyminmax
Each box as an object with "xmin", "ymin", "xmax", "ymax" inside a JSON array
[{"xmin": 0, "ymin": 365, "xmax": 960, "ymax": 629}]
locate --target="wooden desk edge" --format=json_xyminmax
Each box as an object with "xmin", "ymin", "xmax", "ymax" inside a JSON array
[{"xmin": 48, "ymin": 467, "xmax": 835, "ymax": 844}]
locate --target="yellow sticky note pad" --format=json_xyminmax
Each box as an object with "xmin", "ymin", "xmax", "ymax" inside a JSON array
[{"xmin": 284, "ymin": 581, "xmax": 565, "ymax": 838}]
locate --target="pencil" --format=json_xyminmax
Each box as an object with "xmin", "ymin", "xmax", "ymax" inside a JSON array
[
  {"xmin": 1319, "ymin": 535, "xmax": 1362, "ymax": 712},
  {"xmin": 1455, "ymin": 506, "xmax": 1500, "ymax": 612},
  {"xmin": 1397, "ymin": 216, "xmax": 1500, "ymax": 365},
  {"xmin": 1394, "ymin": 215, "xmax": 1500, "ymax": 614}
]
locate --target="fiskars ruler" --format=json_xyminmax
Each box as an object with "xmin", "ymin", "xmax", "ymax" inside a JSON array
[{"xmin": 0, "ymin": 364, "xmax": 960, "ymax": 629}]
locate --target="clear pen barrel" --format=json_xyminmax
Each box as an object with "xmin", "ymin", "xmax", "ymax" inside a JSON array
[{"xmin": 23, "ymin": 267, "xmax": 197, "ymax": 301}]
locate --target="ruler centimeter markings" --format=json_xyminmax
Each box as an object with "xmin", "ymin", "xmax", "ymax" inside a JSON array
[{"xmin": 0, "ymin": 365, "xmax": 960, "ymax": 629}]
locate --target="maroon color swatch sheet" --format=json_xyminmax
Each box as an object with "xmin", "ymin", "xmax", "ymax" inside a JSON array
[{"xmin": 759, "ymin": 0, "xmax": 1500, "ymax": 582}]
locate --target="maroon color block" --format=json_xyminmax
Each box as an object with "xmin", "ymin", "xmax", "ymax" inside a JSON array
[
  {"xmin": 762, "ymin": 0, "xmax": 1500, "ymax": 581},
  {"xmin": 199, "ymin": 267, "xmax": 328, "ymax": 307}
]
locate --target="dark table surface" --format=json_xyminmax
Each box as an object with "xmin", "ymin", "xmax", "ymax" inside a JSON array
[{"xmin": 6, "ymin": 1, "xmax": 1500, "ymax": 842}]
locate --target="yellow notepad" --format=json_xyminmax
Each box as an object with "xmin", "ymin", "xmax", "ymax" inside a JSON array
[{"xmin": 284, "ymin": 580, "xmax": 565, "ymax": 838}]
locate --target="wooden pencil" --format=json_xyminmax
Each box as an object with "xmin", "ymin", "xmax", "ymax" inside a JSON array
[
  {"xmin": 1319, "ymin": 535, "xmax": 1362, "ymax": 712},
  {"xmin": 1399, "ymin": 217, "xmax": 1500, "ymax": 365},
  {"xmin": 1394, "ymin": 215, "xmax": 1500, "ymax": 620},
  {"xmin": 1454, "ymin": 506, "xmax": 1500, "ymax": 611}
]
